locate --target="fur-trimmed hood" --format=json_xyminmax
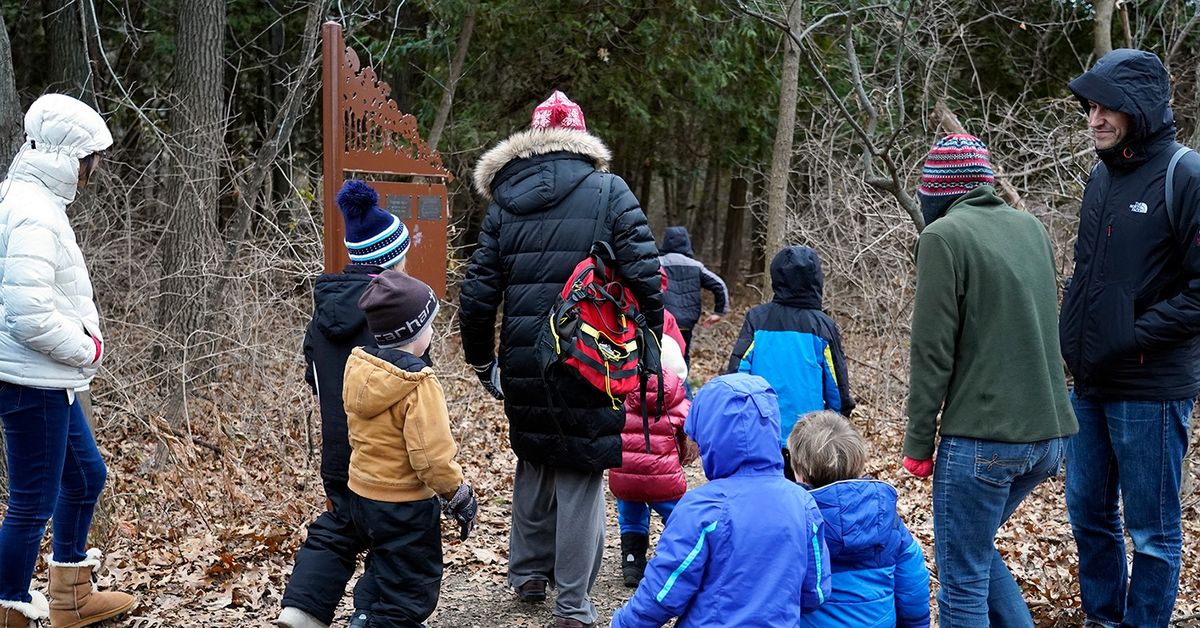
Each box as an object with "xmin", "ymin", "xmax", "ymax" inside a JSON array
[{"xmin": 472, "ymin": 128, "xmax": 611, "ymax": 200}]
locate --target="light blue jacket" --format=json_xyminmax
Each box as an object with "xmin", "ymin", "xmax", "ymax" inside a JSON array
[{"xmin": 611, "ymin": 374, "xmax": 831, "ymax": 628}]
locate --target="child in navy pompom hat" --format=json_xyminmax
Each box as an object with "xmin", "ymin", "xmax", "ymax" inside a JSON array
[{"xmin": 338, "ymin": 179, "xmax": 411, "ymax": 270}]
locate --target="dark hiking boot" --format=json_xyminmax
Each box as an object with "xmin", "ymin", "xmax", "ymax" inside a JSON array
[
  {"xmin": 620, "ymin": 533, "xmax": 649, "ymax": 588},
  {"xmin": 347, "ymin": 610, "xmax": 369, "ymax": 628},
  {"xmin": 553, "ymin": 617, "xmax": 595, "ymax": 628},
  {"xmin": 514, "ymin": 579, "xmax": 547, "ymax": 603}
]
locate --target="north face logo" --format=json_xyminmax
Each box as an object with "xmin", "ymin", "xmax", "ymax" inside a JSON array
[{"xmin": 1129, "ymin": 201, "xmax": 1149, "ymax": 214}]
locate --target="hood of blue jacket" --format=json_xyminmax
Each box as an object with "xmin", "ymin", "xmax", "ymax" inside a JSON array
[
  {"xmin": 771, "ymin": 245, "xmax": 824, "ymax": 309},
  {"xmin": 661, "ymin": 226, "xmax": 694, "ymax": 256},
  {"xmin": 685, "ymin": 373, "xmax": 785, "ymax": 479},
  {"xmin": 809, "ymin": 479, "xmax": 902, "ymax": 569}
]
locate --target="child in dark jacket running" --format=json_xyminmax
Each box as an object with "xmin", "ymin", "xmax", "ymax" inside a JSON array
[
  {"xmin": 608, "ymin": 311, "xmax": 694, "ymax": 588},
  {"xmin": 610, "ymin": 374, "xmax": 831, "ymax": 628},
  {"xmin": 658, "ymin": 226, "xmax": 729, "ymax": 361},
  {"xmin": 280, "ymin": 180, "xmax": 416, "ymax": 628},
  {"xmin": 727, "ymin": 245, "xmax": 855, "ymax": 480},
  {"xmin": 788, "ymin": 411, "xmax": 930, "ymax": 628}
]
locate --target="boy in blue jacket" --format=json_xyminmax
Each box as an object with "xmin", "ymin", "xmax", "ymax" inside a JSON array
[
  {"xmin": 788, "ymin": 411, "xmax": 930, "ymax": 628},
  {"xmin": 610, "ymin": 374, "xmax": 831, "ymax": 628}
]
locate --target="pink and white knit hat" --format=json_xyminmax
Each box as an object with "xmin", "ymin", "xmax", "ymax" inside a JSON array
[
  {"xmin": 530, "ymin": 90, "xmax": 586, "ymax": 131},
  {"xmin": 917, "ymin": 134, "xmax": 995, "ymax": 198}
]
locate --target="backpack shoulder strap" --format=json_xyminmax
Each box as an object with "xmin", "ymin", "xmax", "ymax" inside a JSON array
[
  {"xmin": 590, "ymin": 173, "xmax": 613, "ymax": 246},
  {"xmin": 1166, "ymin": 145, "xmax": 1194, "ymax": 238}
]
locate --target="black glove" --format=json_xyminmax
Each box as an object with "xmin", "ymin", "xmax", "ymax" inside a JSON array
[
  {"xmin": 441, "ymin": 483, "xmax": 478, "ymax": 541},
  {"xmin": 472, "ymin": 360, "xmax": 504, "ymax": 400}
]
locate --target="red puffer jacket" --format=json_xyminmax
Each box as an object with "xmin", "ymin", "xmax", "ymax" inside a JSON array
[{"xmin": 609, "ymin": 368, "xmax": 691, "ymax": 503}]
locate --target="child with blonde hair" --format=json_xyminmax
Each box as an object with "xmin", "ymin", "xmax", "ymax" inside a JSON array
[{"xmin": 788, "ymin": 411, "xmax": 931, "ymax": 627}]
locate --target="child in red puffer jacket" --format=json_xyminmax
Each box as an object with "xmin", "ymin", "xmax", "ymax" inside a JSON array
[{"xmin": 608, "ymin": 310, "xmax": 695, "ymax": 588}]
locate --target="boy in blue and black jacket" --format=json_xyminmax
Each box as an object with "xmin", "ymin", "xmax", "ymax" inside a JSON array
[
  {"xmin": 611, "ymin": 374, "xmax": 831, "ymax": 628},
  {"xmin": 727, "ymin": 246, "xmax": 854, "ymax": 480}
]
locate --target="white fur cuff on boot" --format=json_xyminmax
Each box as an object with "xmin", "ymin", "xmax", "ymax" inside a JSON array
[{"xmin": 0, "ymin": 590, "xmax": 50, "ymax": 619}]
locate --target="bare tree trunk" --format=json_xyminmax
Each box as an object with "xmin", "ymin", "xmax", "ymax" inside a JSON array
[
  {"xmin": 0, "ymin": 11, "xmax": 24, "ymax": 178},
  {"xmin": 720, "ymin": 173, "xmax": 749, "ymax": 281},
  {"xmin": 426, "ymin": 4, "xmax": 477, "ymax": 152},
  {"xmin": 1093, "ymin": 0, "xmax": 1115, "ymax": 61},
  {"xmin": 42, "ymin": 0, "xmax": 96, "ymax": 106},
  {"xmin": 763, "ymin": 0, "xmax": 802, "ymax": 296},
  {"xmin": 749, "ymin": 171, "xmax": 767, "ymax": 281},
  {"xmin": 156, "ymin": 0, "xmax": 225, "ymax": 434}
]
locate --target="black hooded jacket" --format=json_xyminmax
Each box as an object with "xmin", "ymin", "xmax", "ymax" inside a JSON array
[
  {"xmin": 725, "ymin": 246, "xmax": 854, "ymax": 418},
  {"xmin": 303, "ymin": 265, "xmax": 380, "ymax": 486},
  {"xmin": 1060, "ymin": 49, "xmax": 1200, "ymax": 399},
  {"xmin": 658, "ymin": 226, "xmax": 729, "ymax": 330},
  {"xmin": 460, "ymin": 128, "xmax": 663, "ymax": 472}
]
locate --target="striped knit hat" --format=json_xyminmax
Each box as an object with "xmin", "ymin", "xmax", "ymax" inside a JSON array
[
  {"xmin": 337, "ymin": 179, "xmax": 410, "ymax": 269},
  {"xmin": 917, "ymin": 134, "xmax": 994, "ymax": 224}
]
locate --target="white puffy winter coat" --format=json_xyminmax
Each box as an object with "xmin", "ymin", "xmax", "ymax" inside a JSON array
[{"xmin": 0, "ymin": 94, "xmax": 113, "ymax": 389}]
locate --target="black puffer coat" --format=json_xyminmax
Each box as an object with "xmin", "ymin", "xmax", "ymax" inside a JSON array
[
  {"xmin": 460, "ymin": 128, "xmax": 663, "ymax": 472},
  {"xmin": 1061, "ymin": 49, "xmax": 1200, "ymax": 400}
]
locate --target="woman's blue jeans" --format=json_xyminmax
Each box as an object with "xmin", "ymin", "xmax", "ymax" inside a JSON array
[
  {"xmin": 0, "ymin": 383, "xmax": 107, "ymax": 603},
  {"xmin": 1066, "ymin": 391, "xmax": 1192, "ymax": 628},
  {"xmin": 932, "ymin": 435, "xmax": 1065, "ymax": 628}
]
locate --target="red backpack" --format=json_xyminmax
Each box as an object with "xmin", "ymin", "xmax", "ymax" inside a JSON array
[{"xmin": 535, "ymin": 191, "xmax": 663, "ymax": 451}]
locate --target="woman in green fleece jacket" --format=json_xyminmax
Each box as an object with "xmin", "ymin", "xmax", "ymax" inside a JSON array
[{"xmin": 902, "ymin": 135, "xmax": 1077, "ymax": 628}]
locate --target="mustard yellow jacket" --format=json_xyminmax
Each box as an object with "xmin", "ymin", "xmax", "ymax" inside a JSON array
[{"xmin": 344, "ymin": 346, "xmax": 463, "ymax": 502}]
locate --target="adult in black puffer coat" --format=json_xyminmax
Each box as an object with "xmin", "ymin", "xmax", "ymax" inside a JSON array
[
  {"xmin": 459, "ymin": 92, "xmax": 662, "ymax": 628},
  {"xmin": 1060, "ymin": 49, "xmax": 1200, "ymax": 627}
]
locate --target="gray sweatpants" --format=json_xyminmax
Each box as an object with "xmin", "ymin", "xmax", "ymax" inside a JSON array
[{"xmin": 508, "ymin": 459, "xmax": 606, "ymax": 625}]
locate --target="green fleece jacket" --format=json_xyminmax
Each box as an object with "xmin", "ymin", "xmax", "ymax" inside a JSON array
[{"xmin": 905, "ymin": 186, "xmax": 1077, "ymax": 459}]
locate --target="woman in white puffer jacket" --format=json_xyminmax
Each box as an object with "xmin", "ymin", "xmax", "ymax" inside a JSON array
[{"xmin": 0, "ymin": 94, "xmax": 135, "ymax": 628}]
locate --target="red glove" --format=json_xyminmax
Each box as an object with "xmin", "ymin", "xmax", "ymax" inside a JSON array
[
  {"xmin": 91, "ymin": 336, "xmax": 102, "ymax": 363},
  {"xmin": 903, "ymin": 456, "xmax": 933, "ymax": 478}
]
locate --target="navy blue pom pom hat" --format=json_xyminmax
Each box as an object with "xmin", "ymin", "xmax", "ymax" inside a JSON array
[{"xmin": 336, "ymin": 179, "xmax": 411, "ymax": 269}]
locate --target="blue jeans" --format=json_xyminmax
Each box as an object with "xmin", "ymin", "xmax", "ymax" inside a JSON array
[
  {"xmin": 0, "ymin": 383, "xmax": 107, "ymax": 603},
  {"xmin": 615, "ymin": 498, "xmax": 676, "ymax": 535},
  {"xmin": 1066, "ymin": 391, "xmax": 1192, "ymax": 628},
  {"xmin": 933, "ymin": 435, "xmax": 1065, "ymax": 628}
]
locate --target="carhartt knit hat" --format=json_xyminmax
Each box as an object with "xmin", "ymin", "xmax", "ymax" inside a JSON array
[
  {"xmin": 530, "ymin": 90, "xmax": 586, "ymax": 131},
  {"xmin": 337, "ymin": 179, "xmax": 410, "ymax": 269},
  {"xmin": 917, "ymin": 134, "xmax": 995, "ymax": 224},
  {"xmin": 358, "ymin": 271, "xmax": 439, "ymax": 349}
]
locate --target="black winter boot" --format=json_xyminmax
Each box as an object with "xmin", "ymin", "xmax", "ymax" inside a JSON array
[{"xmin": 620, "ymin": 533, "xmax": 649, "ymax": 588}]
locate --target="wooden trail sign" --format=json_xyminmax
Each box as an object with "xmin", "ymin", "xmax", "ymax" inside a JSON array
[{"xmin": 321, "ymin": 21, "xmax": 453, "ymax": 296}]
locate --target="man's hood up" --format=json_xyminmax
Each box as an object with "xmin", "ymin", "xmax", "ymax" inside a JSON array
[
  {"xmin": 684, "ymin": 373, "xmax": 784, "ymax": 480},
  {"xmin": 1068, "ymin": 48, "xmax": 1175, "ymax": 168}
]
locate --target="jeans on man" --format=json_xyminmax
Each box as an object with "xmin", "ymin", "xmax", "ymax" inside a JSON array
[
  {"xmin": 933, "ymin": 435, "xmax": 1065, "ymax": 628},
  {"xmin": 615, "ymin": 498, "xmax": 676, "ymax": 536},
  {"xmin": 1066, "ymin": 392, "xmax": 1192, "ymax": 628},
  {"xmin": 0, "ymin": 383, "xmax": 107, "ymax": 602}
]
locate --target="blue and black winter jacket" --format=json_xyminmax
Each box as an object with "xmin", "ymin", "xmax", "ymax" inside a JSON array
[
  {"xmin": 727, "ymin": 246, "xmax": 854, "ymax": 443},
  {"xmin": 800, "ymin": 480, "xmax": 930, "ymax": 628},
  {"xmin": 659, "ymin": 226, "xmax": 729, "ymax": 330},
  {"xmin": 611, "ymin": 374, "xmax": 832, "ymax": 628},
  {"xmin": 1061, "ymin": 49, "xmax": 1200, "ymax": 400}
]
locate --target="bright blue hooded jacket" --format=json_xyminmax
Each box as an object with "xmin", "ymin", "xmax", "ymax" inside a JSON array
[
  {"xmin": 799, "ymin": 480, "xmax": 930, "ymax": 628},
  {"xmin": 611, "ymin": 374, "xmax": 832, "ymax": 628},
  {"xmin": 726, "ymin": 246, "xmax": 854, "ymax": 445}
]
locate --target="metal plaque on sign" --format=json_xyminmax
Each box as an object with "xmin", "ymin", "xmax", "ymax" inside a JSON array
[
  {"xmin": 386, "ymin": 194, "xmax": 412, "ymax": 220},
  {"xmin": 418, "ymin": 195, "xmax": 443, "ymax": 220}
]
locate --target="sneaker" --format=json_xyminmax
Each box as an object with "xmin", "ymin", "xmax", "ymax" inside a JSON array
[
  {"xmin": 514, "ymin": 579, "xmax": 548, "ymax": 603},
  {"xmin": 553, "ymin": 617, "xmax": 595, "ymax": 628},
  {"xmin": 348, "ymin": 610, "xmax": 370, "ymax": 628},
  {"xmin": 276, "ymin": 607, "xmax": 330, "ymax": 628}
]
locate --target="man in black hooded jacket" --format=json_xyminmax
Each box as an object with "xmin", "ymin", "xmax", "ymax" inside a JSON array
[{"xmin": 1060, "ymin": 49, "xmax": 1200, "ymax": 627}]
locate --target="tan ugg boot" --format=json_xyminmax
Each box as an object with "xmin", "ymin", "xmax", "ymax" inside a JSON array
[
  {"xmin": 46, "ymin": 550, "xmax": 134, "ymax": 628},
  {"xmin": 0, "ymin": 591, "xmax": 49, "ymax": 627}
]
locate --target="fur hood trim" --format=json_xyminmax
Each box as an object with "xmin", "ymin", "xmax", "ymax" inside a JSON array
[
  {"xmin": 472, "ymin": 128, "xmax": 611, "ymax": 200},
  {"xmin": 0, "ymin": 591, "xmax": 49, "ymax": 619}
]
